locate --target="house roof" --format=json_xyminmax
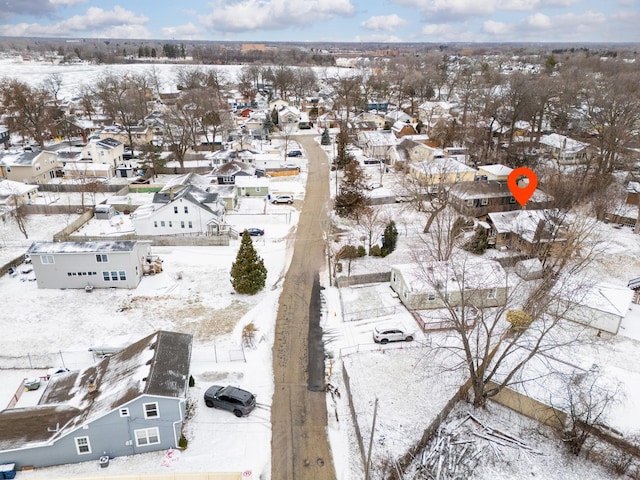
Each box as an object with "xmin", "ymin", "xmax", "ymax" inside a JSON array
[
  {"xmin": 96, "ymin": 137, "xmax": 123, "ymax": 149},
  {"xmin": 0, "ymin": 178, "xmax": 39, "ymax": 197},
  {"xmin": 0, "ymin": 149, "xmax": 42, "ymax": 167},
  {"xmin": 409, "ymin": 158, "xmax": 475, "ymax": 176},
  {"xmin": 560, "ymin": 281, "xmax": 634, "ymax": 317},
  {"xmin": 628, "ymin": 276, "xmax": 640, "ymax": 290},
  {"xmin": 539, "ymin": 133, "xmax": 588, "ymax": 154},
  {"xmin": 27, "ymin": 240, "xmax": 139, "ymax": 255},
  {"xmin": 487, "ymin": 209, "xmax": 564, "ymax": 243},
  {"xmin": 393, "ymin": 256, "xmax": 508, "ymax": 294},
  {"xmin": 0, "ymin": 330, "xmax": 192, "ymax": 451},
  {"xmin": 478, "ymin": 164, "xmax": 513, "ymax": 177},
  {"xmin": 450, "ymin": 180, "xmax": 551, "ymax": 202}
]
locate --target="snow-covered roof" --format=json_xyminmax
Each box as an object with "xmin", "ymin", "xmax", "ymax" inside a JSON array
[
  {"xmin": 478, "ymin": 164, "xmax": 513, "ymax": 177},
  {"xmin": 0, "ymin": 330, "xmax": 192, "ymax": 450},
  {"xmin": 488, "ymin": 210, "xmax": 563, "ymax": 243},
  {"xmin": 409, "ymin": 158, "xmax": 475, "ymax": 176},
  {"xmin": 0, "ymin": 178, "xmax": 38, "ymax": 196},
  {"xmin": 393, "ymin": 256, "xmax": 508, "ymax": 293},
  {"xmin": 27, "ymin": 240, "xmax": 139, "ymax": 255},
  {"xmin": 539, "ymin": 133, "xmax": 588, "ymax": 153}
]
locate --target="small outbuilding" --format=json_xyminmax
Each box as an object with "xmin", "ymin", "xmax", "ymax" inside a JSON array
[
  {"xmin": 94, "ymin": 204, "xmax": 115, "ymax": 220},
  {"xmin": 515, "ymin": 258, "xmax": 545, "ymax": 280}
]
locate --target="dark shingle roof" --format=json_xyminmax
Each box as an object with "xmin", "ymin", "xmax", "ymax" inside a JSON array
[{"xmin": 0, "ymin": 330, "xmax": 192, "ymax": 451}]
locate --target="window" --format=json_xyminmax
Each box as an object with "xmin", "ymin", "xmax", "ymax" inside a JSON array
[
  {"xmin": 41, "ymin": 255, "xmax": 54, "ymax": 264},
  {"xmin": 96, "ymin": 254, "xmax": 108, "ymax": 263},
  {"xmin": 480, "ymin": 198, "xmax": 489, "ymax": 206},
  {"xmin": 428, "ymin": 293, "xmax": 436, "ymax": 302},
  {"xmin": 160, "ymin": 221, "xmax": 165, "ymax": 227},
  {"xmin": 154, "ymin": 221, "xmax": 158, "ymax": 228},
  {"xmin": 103, "ymin": 272, "xmax": 110, "ymax": 281},
  {"xmin": 509, "ymin": 197, "xmax": 516, "ymax": 204},
  {"xmin": 68, "ymin": 272, "xmax": 72, "ymax": 276},
  {"xmin": 143, "ymin": 402, "xmax": 159, "ymax": 419},
  {"xmin": 119, "ymin": 271, "xmax": 126, "ymax": 281},
  {"xmin": 174, "ymin": 206, "xmax": 178, "ymax": 214},
  {"xmin": 75, "ymin": 436, "xmax": 91, "ymax": 454},
  {"xmin": 184, "ymin": 206, "xmax": 188, "ymax": 214},
  {"xmin": 135, "ymin": 427, "xmax": 160, "ymax": 446},
  {"xmin": 465, "ymin": 199, "xmax": 474, "ymax": 207},
  {"xmin": 111, "ymin": 271, "xmax": 118, "ymax": 281},
  {"xmin": 168, "ymin": 221, "xmax": 172, "ymax": 227},
  {"xmin": 181, "ymin": 221, "xmax": 185, "ymax": 229},
  {"xmin": 188, "ymin": 221, "xmax": 193, "ymax": 228},
  {"xmin": 120, "ymin": 407, "xmax": 130, "ymax": 417},
  {"xmin": 487, "ymin": 288, "xmax": 497, "ymax": 299},
  {"xmin": 256, "ymin": 187, "xmax": 261, "ymax": 192}
]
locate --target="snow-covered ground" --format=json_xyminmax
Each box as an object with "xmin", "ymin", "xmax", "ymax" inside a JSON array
[{"xmin": 2, "ymin": 60, "xmax": 640, "ymax": 479}]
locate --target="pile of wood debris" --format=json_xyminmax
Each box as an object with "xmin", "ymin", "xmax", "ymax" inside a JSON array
[{"xmin": 415, "ymin": 412, "xmax": 544, "ymax": 479}]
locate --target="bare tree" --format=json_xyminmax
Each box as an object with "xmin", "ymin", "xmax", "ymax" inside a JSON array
[
  {"xmin": 356, "ymin": 207, "xmax": 384, "ymax": 254},
  {"xmin": 9, "ymin": 192, "xmax": 29, "ymax": 239},
  {"xmin": 0, "ymin": 78, "xmax": 55, "ymax": 147},
  {"xmin": 554, "ymin": 368, "xmax": 622, "ymax": 456},
  {"xmin": 416, "ymin": 216, "xmax": 597, "ymax": 408},
  {"xmin": 94, "ymin": 71, "xmax": 150, "ymax": 150}
]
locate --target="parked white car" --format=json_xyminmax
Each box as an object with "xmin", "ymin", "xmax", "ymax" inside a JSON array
[
  {"xmin": 272, "ymin": 194, "xmax": 294, "ymax": 204},
  {"xmin": 372, "ymin": 324, "xmax": 415, "ymax": 344}
]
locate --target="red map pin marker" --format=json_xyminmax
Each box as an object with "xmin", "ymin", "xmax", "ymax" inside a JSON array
[{"xmin": 507, "ymin": 167, "xmax": 538, "ymax": 206}]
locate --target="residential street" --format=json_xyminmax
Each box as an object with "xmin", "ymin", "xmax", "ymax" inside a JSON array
[{"xmin": 270, "ymin": 135, "xmax": 336, "ymax": 479}]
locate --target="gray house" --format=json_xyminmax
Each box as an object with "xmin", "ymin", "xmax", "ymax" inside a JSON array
[
  {"xmin": 27, "ymin": 240, "xmax": 154, "ymax": 290},
  {"xmin": 0, "ymin": 330, "xmax": 193, "ymax": 470},
  {"xmin": 390, "ymin": 257, "xmax": 509, "ymax": 310}
]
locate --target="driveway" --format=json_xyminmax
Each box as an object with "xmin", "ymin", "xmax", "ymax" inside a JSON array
[{"xmin": 270, "ymin": 135, "xmax": 336, "ymax": 479}]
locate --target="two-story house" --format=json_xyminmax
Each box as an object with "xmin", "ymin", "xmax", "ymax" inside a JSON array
[
  {"xmin": 0, "ymin": 147, "xmax": 57, "ymax": 184},
  {"xmin": 131, "ymin": 177, "xmax": 226, "ymax": 236},
  {"xmin": 448, "ymin": 180, "xmax": 553, "ymax": 218},
  {"xmin": 27, "ymin": 240, "xmax": 155, "ymax": 290},
  {"xmin": 0, "ymin": 330, "xmax": 192, "ymax": 470}
]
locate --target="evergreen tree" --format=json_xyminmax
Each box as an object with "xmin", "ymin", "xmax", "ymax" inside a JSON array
[
  {"xmin": 263, "ymin": 112, "xmax": 274, "ymax": 134},
  {"xmin": 335, "ymin": 127, "xmax": 354, "ymax": 169},
  {"xmin": 271, "ymin": 106, "xmax": 279, "ymax": 127},
  {"xmin": 382, "ymin": 221, "xmax": 398, "ymax": 254},
  {"xmin": 321, "ymin": 127, "xmax": 331, "ymax": 146},
  {"xmin": 230, "ymin": 231, "xmax": 268, "ymax": 295},
  {"xmin": 464, "ymin": 227, "xmax": 489, "ymax": 255}
]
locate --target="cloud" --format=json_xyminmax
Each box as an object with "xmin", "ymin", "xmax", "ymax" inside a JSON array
[
  {"xmin": 526, "ymin": 12, "xmax": 552, "ymax": 28},
  {"xmin": 49, "ymin": 0, "xmax": 86, "ymax": 5},
  {"xmin": 353, "ymin": 33, "xmax": 405, "ymax": 42},
  {"xmin": 0, "ymin": 6, "xmax": 149, "ymax": 38},
  {"xmin": 482, "ymin": 20, "xmax": 514, "ymax": 35},
  {"xmin": 161, "ymin": 23, "xmax": 205, "ymax": 40},
  {"xmin": 360, "ymin": 14, "xmax": 407, "ymax": 31},
  {"xmin": 0, "ymin": 0, "xmax": 55, "ymax": 18},
  {"xmin": 200, "ymin": 0, "xmax": 355, "ymax": 33},
  {"xmin": 390, "ymin": 0, "xmax": 581, "ymax": 22},
  {"xmin": 421, "ymin": 23, "xmax": 453, "ymax": 36}
]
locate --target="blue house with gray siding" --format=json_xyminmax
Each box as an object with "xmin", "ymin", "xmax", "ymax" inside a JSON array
[{"xmin": 0, "ymin": 330, "xmax": 192, "ymax": 470}]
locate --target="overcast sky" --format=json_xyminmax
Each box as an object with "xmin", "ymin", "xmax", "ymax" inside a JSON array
[{"xmin": 1, "ymin": 0, "xmax": 639, "ymax": 43}]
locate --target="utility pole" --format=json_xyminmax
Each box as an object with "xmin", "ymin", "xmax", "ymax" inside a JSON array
[{"xmin": 365, "ymin": 397, "xmax": 378, "ymax": 480}]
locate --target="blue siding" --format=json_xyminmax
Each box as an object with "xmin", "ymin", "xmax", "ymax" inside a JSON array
[{"xmin": 0, "ymin": 396, "xmax": 184, "ymax": 469}]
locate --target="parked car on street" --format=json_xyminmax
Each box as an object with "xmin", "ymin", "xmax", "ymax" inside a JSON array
[
  {"xmin": 204, "ymin": 385, "xmax": 257, "ymax": 417},
  {"xmin": 287, "ymin": 150, "xmax": 303, "ymax": 157},
  {"xmin": 246, "ymin": 228, "xmax": 265, "ymax": 236},
  {"xmin": 372, "ymin": 324, "xmax": 415, "ymax": 344},
  {"xmin": 271, "ymin": 194, "xmax": 294, "ymax": 204}
]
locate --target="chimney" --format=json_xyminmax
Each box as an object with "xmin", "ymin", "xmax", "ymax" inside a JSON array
[{"xmin": 88, "ymin": 377, "xmax": 97, "ymax": 393}]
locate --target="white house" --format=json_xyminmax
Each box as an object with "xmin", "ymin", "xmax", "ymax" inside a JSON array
[
  {"xmin": 131, "ymin": 180, "xmax": 226, "ymax": 236},
  {"xmin": 558, "ymin": 281, "xmax": 634, "ymax": 334},
  {"xmin": 82, "ymin": 137, "xmax": 125, "ymax": 169},
  {"xmin": 0, "ymin": 178, "xmax": 39, "ymax": 209}
]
